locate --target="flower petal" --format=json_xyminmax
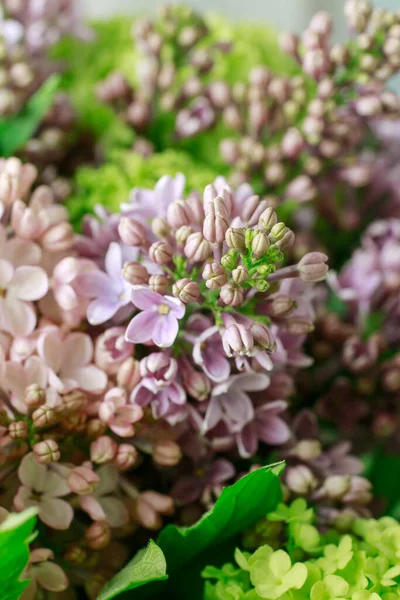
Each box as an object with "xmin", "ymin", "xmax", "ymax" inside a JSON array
[
  {"xmin": 62, "ymin": 333, "xmax": 93, "ymax": 370},
  {"xmin": 202, "ymin": 396, "xmax": 223, "ymax": 433},
  {"xmin": 87, "ymin": 297, "xmax": 120, "ymax": 325},
  {"xmin": 37, "ymin": 331, "xmax": 63, "ymax": 373},
  {"xmin": 131, "ymin": 287, "xmax": 163, "ymax": 310},
  {"xmin": 125, "ymin": 310, "xmax": 159, "ymax": 344},
  {"xmin": 18, "ymin": 452, "xmax": 47, "ymax": 491},
  {"xmin": 3, "ymin": 297, "xmax": 36, "ymax": 337},
  {"xmin": 9, "ymin": 266, "xmax": 48, "ymax": 301},
  {"xmin": 98, "ymin": 496, "xmax": 129, "ymax": 528},
  {"xmin": 257, "ymin": 416, "xmax": 291, "ymax": 445},
  {"xmin": 63, "ymin": 365, "xmax": 107, "ymax": 393},
  {"xmin": 76, "ymin": 270, "xmax": 119, "ymax": 298},
  {"xmin": 105, "ymin": 242, "xmax": 123, "ymax": 278},
  {"xmin": 35, "ymin": 562, "xmax": 68, "ymax": 592},
  {"xmin": 0, "ymin": 259, "xmax": 14, "ymax": 288},
  {"xmin": 80, "ymin": 494, "xmax": 106, "ymax": 521},
  {"xmin": 39, "ymin": 497, "xmax": 73, "ymax": 530},
  {"xmin": 152, "ymin": 313, "xmax": 179, "ymax": 348}
]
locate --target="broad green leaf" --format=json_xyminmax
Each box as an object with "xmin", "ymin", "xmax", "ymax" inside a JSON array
[
  {"xmin": 0, "ymin": 507, "xmax": 38, "ymax": 600},
  {"xmin": 157, "ymin": 463, "xmax": 284, "ymax": 576},
  {"xmin": 0, "ymin": 74, "xmax": 60, "ymax": 157},
  {"xmin": 97, "ymin": 539, "xmax": 168, "ymax": 600}
]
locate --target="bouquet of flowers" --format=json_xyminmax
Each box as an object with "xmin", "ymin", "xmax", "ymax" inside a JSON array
[{"xmin": 0, "ymin": 1, "xmax": 400, "ymax": 599}]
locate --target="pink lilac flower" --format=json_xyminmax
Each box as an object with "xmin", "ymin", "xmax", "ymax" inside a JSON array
[
  {"xmin": 37, "ymin": 329, "xmax": 107, "ymax": 393},
  {"xmin": 0, "ymin": 6, "xmax": 23, "ymax": 45},
  {"xmin": 50, "ymin": 256, "xmax": 97, "ymax": 325},
  {"xmin": 122, "ymin": 174, "xmax": 185, "ymax": 223},
  {"xmin": 76, "ymin": 205, "xmax": 120, "ymax": 262},
  {"xmin": 79, "ymin": 464, "xmax": 129, "ymax": 528},
  {"xmin": 76, "ymin": 242, "xmax": 134, "ymax": 325},
  {"xmin": 99, "ymin": 387, "xmax": 143, "ymax": 437},
  {"xmin": 14, "ymin": 453, "xmax": 73, "ymax": 530},
  {"xmin": 189, "ymin": 316, "xmax": 230, "ymax": 382},
  {"xmin": 95, "ymin": 326, "xmax": 134, "ymax": 375},
  {"xmin": 236, "ymin": 400, "xmax": 291, "ymax": 458},
  {"xmin": 0, "ymin": 259, "xmax": 48, "ymax": 336},
  {"xmin": 202, "ymin": 372, "xmax": 270, "ymax": 434},
  {"xmin": 21, "ymin": 548, "xmax": 68, "ymax": 600},
  {"xmin": 130, "ymin": 353, "xmax": 186, "ymax": 419},
  {"xmin": 126, "ymin": 286, "xmax": 185, "ymax": 347}
]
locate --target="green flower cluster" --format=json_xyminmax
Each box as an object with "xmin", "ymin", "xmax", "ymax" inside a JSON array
[
  {"xmin": 67, "ymin": 148, "xmax": 218, "ymax": 225},
  {"xmin": 202, "ymin": 499, "xmax": 400, "ymax": 600}
]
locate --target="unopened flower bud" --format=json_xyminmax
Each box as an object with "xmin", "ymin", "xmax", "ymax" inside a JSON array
[
  {"xmin": 175, "ymin": 225, "xmax": 194, "ymax": 247},
  {"xmin": 62, "ymin": 390, "xmax": 86, "ymax": 413},
  {"xmin": 183, "ymin": 370, "xmax": 211, "ymax": 401},
  {"xmin": 118, "ymin": 217, "xmax": 146, "ymax": 246},
  {"xmin": 225, "ymin": 227, "xmax": 246, "ymax": 251},
  {"xmin": 184, "ymin": 232, "xmax": 212, "ymax": 262},
  {"xmin": 135, "ymin": 491, "xmax": 174, "ymax": 530},
  {"xmin": 167, "ymin": 200, "xmax": 193, "ymax": 229},
  {"xmin": 24, "ymin": 384, "xmax": 45, "ymax": 409},
  {"xmin": 281, "ymin": 128, "xmax": 304, "ymax": 158},
  {"xmin": 114, "ymin": 443, "xmax": 139, "ymax": 471},
  {"xmin": 242, "ymin": 195, "xmax": 268, "ymax": 227},
  {"xmin": 208, "ymin": 80, "xmax": 231, "ymax": 108},
  {"xmin": 250, "ymin": 322, "xmax": 276, "ymax": 352},
  {"xmin": 232, "ymin": 265, "xmax": 249, "ymax": 284},
  {"xmin": 221, "ymin": 249, "xmax": 239, "ymax": 271},
  {"xmin": 342, "ymin": 476, "xmax": 372, "ymax": 504},
  {"xmin": 202, "ymin": 262, "xmax": 228, "ymax": 289},
  {"xmin": 279, "ymin": 31, "xmax": 299, "ymax": 55},
  {"xmin": 252, "ymin": 231, "xmax": 270, "ymax": 258},
  {"xmin": 295, "ymin": 439, "xmax": 322, "ymax": 460},
  {"xmin": 355, "ymin": 95, "xmax": 382, "ymax": 117},
  {"xmin": 222, "ymin": 323, "xmax": 254, "ymax": 357},
  {"xmin": 9, "ymin": 421, "xmax": 28, "ymax": 440},
  {"xmin": 86, "ymin": 419, "xmax": 107, "ymax": 438},
  {"xmin": 85, "ymin": 521, "xmax": 111, "ymax": 550},
  {"xmin": 270, "ymin": 222, "xmax": 288, "ymax": 241},
  {"xmin": 153, "ymin": 440, "xmax": 182, "ymax": 466},
  {"xmin": 90, "ymin": 436, "xmax": 118, "ymax": 464},
  {"xmin": 286, "ymin": 465, "xmax": 318, "ymax": 495},
  {"xmin": 33, "ymin": 439, "xmax": 60, "ymax": 464},
  {"xmin": 122, "ymin": 261, "xmax": 149, "ymax": 285},
  {"xmin": 151, "ymin": 217, "xmax": 170, "ymax": 238},
  {"xmin": 172, "ymin": 278, "xmax": 200, "ymax": 303},
  {"xmin": 64, "ymin": 545, "xmax": 88, "ymax": 567},
  {"xmin": 220, "ymin": 283, "xmax": 243, "ymax": 306},
  {"xmin": 286, "ymin": 316, "xmax": 314, "ymax": 335},
  {"xmin": 68, "ymin": 466, "xmax": 99, "ymax": 495},
  {"xmin": 297, "ymin": 252, "xmax": 328, "ymax": 282},
  {"xmin": 117, "ymin": 357, "xmax": 141, "ymax": 388},
  {"xmin": 148, "ymin": 274, "xmax": 169, "ymax": 294},
  {"xmin": 258, "ymin": 207, "xmax": 278, "ymax": 231},
  {"xmin": 322, "ymin": 475, "xmax": 351, "ymax": 500},
  {"xmin": 32, "ymin": 405, "xmax": 57, "ymax": 428},
  {"xmin": 203, "ymin": 195, "xmax": 230, "ymax": 244},
  {"xmin": 149, "ymin": 240, "xmax": 173, "ymax": 265},
  {"xmin": 265, "ymin": 295, "xmax": 295, "ymax": 317}
]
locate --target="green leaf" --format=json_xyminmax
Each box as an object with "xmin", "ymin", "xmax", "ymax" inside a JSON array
[
  {"xmin": 0, "ymin": 507, "xmax": 38, "ymax": 600},
  {"xmin": 0, "ymin": 74, "xmax": 60, "ymax": 157},
  {"xmin": 97, "ymin": 539, "xmax": 168, "ymax": 600},
  {"xmin": 158, "ymin": 463, "xmax": 284, "ymax": 577}
]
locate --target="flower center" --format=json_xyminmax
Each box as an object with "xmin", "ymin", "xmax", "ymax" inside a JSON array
[
  {"xmin": 158, "ymin": 304, "xmax": 170, "ymax": 315},
  {"xmin": 0, "ymin": 289, "xmax": 6, "ymax": 297}
]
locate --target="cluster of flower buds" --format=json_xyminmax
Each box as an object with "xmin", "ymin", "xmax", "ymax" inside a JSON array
[
  {"xmin": 4, "ymin": 0, "xmax": 88, "ymax": 53},
  {"xmin": 96, "ymin": 4, "xmax": 231, "ymax": 147},
  {"xmin": 279, "ymin": 410, "xmax": 373, "ymax": 524},
  {"xmin": 0, "ymin": 2, "xmax": 82, "ymax": 191}
]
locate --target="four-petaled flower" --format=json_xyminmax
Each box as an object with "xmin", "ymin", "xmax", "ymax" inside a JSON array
[
  {"xmin": 126, "ymin": 287, "xmax": 185, "ymax": 348},
  {"xmin": 14, "ymin": 453, "xmax": 73, "ymax": 530}
]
